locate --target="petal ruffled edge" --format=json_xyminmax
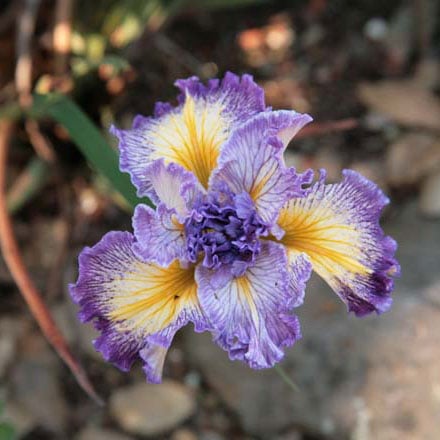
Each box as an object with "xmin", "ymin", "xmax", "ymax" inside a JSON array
[
  {"xmin": 112, "ymin": 72, "xmax": 267, "ymax": 196},
  {"xmin": 278, "ymin": 169, "xmax": 400, "ymax": 317},
  {"xmin": 210, "ymin": 110, "xmax": 313, "ymax": 225},
  {"xmin": 142, "ymin": 159, "xmax": 205, "ymax": 217},
  {"xmin": 196, "ymin": 241, "xmax": 304, "ymax": 369},
  {"xmin": 69, "ymin": 231, "xmax": 208, "ymax": 382},
  {"xmin": 132, "ymin": 203, "xmax": 188, "ymax": 266}
]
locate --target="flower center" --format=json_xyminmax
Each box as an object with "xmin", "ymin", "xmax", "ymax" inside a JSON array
[{"xmin": 184, "ymin": 193, "xmax": 267, "ymax": 275}]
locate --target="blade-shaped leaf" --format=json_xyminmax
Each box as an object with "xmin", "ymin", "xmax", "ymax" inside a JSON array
[{"xmin": 32, "ymin": 93, "xmax": 152, "ymax": 209}]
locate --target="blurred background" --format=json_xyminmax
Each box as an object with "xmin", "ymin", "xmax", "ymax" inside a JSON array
[{"xmin": 0, "ymin": 0, "xmax": 439, "ymax": 439}]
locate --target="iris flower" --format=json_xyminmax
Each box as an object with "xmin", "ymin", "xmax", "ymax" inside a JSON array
[{"xmin": 70, "ymin": 73, "xmax": 399, "ymax": 383}]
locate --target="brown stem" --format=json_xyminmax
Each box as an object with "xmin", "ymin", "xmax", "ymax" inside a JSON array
[
  {"xmin": 295, "ymin": 118, "xmax": 359, "ymax": 140},
  {"xmin": 0, "ymin": 121, "xmax": 103, "ymax": 405},
  {"xmin": 53, "ymin": 0, "xmax": 74, "ymax": 75},
  {"xmin": 25, "ymin": 119, "xmax": 57, "ymax": 163}
]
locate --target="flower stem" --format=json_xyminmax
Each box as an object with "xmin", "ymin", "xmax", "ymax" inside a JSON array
[{"xmin": 274, "ymin": 364, "xmax": 300, "ymax": 393}]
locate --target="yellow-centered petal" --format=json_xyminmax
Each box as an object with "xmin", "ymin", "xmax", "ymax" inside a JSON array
[
  {"xmin": 149, "ymin": 94, "xmax": 229, "ymax": 188},
  {"xmin": 109, "ymin": 261, "xmax": 198, "ymax": 334},
  {"xmin": 276, "ymin": 170, "xmax": 398, "ymax": 317}
]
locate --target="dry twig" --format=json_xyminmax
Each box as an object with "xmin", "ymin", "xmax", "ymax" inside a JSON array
[
  {"xmin": 53, "ymin": 0, "xmax": 73, "ymax": 75},
  {"xmin": 15, "ymin": 0, "xmax": 40, "ymax": 107},
  {"xmin": 295, "ymin": 118, "xmax": 358, "ymax": 140},
  {"xmin": 0, "ymin": 121, "xmax": 103, "ymax": 404},
  {"xmin": 15, "ymin": 0, "xmax": 57, "ymax": 163},
  {"xmin": 10, "ymin": 0, "xmax": 101, "ymax": 403}
]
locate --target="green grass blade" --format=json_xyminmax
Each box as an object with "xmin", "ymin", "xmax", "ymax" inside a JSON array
[
  {"xmin": 7, "ymin": 157, "xmax": 50, "ymax": 214},
  {"xmin": 32, "ymin": 93, "xmax": 152, "ymax": 209}
]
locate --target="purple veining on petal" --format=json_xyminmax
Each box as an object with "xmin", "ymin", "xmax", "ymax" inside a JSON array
[
  {"xmin": 111, "ymin": 72, "xmax": 267, "ymax": 198},
  {"xmin": 287, "ymin": 253, "xmax": 313, "ymax": 309},
  {"xmin": 215, "ymin": 110, "xmax": 313, "ymax": 170},
  {"xmin": 92, "ymin": 316, "xmax": 144, "ymax": 372},
  {"xmin": 175, "ymin": 71, "xmax": 266, "ymax": 118},
  {"xmin": 336, "ymin": 170, "xmax": 400, "ymax": 317},
  {"xmin": 139, "ymin": 344, "xmax": 169, "ymax": 384},
  {"xmin": 279, "ymin": 169, "xmax": 400, "ymax": 317},
  {"xmin": 196, "ymin": 241, "xmax": 304, "ymax": 369},
  {"xmin": 142, "ymin": 159, "xmax": 205, "ymax": 218},
  {"xmin": 69, "ymin": 230, "xmax": 208, "ymax": 382},
  {"xmin": 210, "ymin": 111, "xmax": 314, "ymax": 225},
  {"xmin": 132, "ymin": 203, "xmax": 187, "ymax": 266}
]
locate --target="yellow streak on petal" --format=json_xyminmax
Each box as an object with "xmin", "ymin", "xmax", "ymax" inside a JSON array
[
  {"xmin": 278, "ymin": 200, "xmax": 371, "ymax": 281},
  {"xmin": 249, "ymin": 170, "xmax": 272, "ymax": 201},
  {"xmin": 149, "ymin": 94, "xmax": 229, "ymax": 188},
  {"xmin": 171, "ymin": 214, "xmax": 184, "ymax": 231},
  {"xmin": 108, "ymin": 261, "xmax": 198, "ymax": 335},
  {"xmin": 235, "ymin": 275, "xmax": 260, "ymax": 331}
]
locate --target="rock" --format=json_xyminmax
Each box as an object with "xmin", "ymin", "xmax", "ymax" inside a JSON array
[
  {"xmin": 358, "ymin": 81, "xmax": 440, "ymax": 130},
  {"xmin": 170, "ymin": 428, "xmax": 199, "ymax": 440},
  {"xmin": 419, "ymin": 171, "xmax": 440, "ymax": 218},
  {"xmin": 364, "ymin": 18, "xmax": 388, "ymax": 42},
  {"xmin": 2, "ymin": 400, "xmax": 37, "ymax": 438},
  {"xmin": 75, "ymin": 426, "xmax": 134, "ymax": 440},
  {"xmin": 20, "ymin": 217, "xmax": 68, "ymax": 290},
  {"xmin": 0, "ymin": 318, "xmax": 23, "ymax": 378},
  {"xmin": 110, "ymin": 380, "xmax": 196, "ymax": 436},
  {"xmin": 199, "ymin": 431, "xmax": 226, "ymax": 440},
  {"xmin": 183, "ymin": 204, "xmax": 440, "ymax": 438},
  {"xmin": 413, "ymin": 58, "xmax": 440, "ymax": 90},
  {"xmin": 7, "ymin": 334, "xmax": 68, "ymax": 434},
  {"xmin": 274, "ymin": 431, "xmax": 302, "ymax": 440},
  {"xmin": 386, "ymin": 133, "xmax": 440, "ymax": 186},
  {"xmin": 53, "ymin": 300, "xmax": 102, "ymax": 362}
]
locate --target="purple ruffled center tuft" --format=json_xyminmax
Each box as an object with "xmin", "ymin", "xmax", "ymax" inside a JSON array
[{"xmin": 185, "ymin": 192, "xmax": 267, "ymax": 276}]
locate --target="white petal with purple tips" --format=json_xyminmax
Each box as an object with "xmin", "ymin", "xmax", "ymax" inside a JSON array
[
  {"xmin": 69, "ymin": 231, "xmax": 208, "ymax": 382},
  {"xmin": 132, "ymin": 203, "xmax": 187, "ymax": 266},
  {"xmin": 196, "ymin": 241, "xmax": 303, "ymax": 369},
  {"xmin": 112, "ymin": 73, "xmax": 266, "ymax": 196},
  {"xmin": 278, "ymin": 170, "xmax": 399, "ymax": 316},
  {"xmin": 210, "ymin": 112, "xmax": 313, "ymax": 224}
]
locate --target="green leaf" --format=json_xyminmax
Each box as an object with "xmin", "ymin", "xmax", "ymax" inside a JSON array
[
  {"xmin": 0, "ymin": 102, "xmax": 22, "ymax": 121},
  {"xmin": 0, "ymin": 423, "xmax": 15, "ymax": 440},
  {"xmin": 7, "ymin": 157, "xmax": 50, "ymax": 214},
  {"xmin": 32, "ymin": 94, "xmax": 152, "ymax": 209}
]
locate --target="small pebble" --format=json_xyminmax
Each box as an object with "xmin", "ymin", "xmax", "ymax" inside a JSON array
[
  {"xmin": 110, "ymin": 380, "xmax": 196, "ymax": 436},
  {"xmin": 419, "ymin": 171, "xmax": 440, "ymax": 218},
  {"xmin": 364, "ymin": 18, "xmax": 388, "ymax": 41}
]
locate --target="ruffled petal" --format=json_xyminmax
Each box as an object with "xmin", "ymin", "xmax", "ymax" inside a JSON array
[
  {"xmin": 69, "ymin": 231, "xmax": 207, "ymax": 381},
  {"xmin": 214, "ymin": 110, "xmax": 312, "ymax": 161},
  {"xmin": 277, "ymin": 170, "xmax": 400, "ymax": 317},
  {"xmin": 143, "ymin": 159, "xmax": 204, "ymax": 217},
  {"xmin": 287, "ymin": 253, "xmax": 313, "ymax": 308},
  {"xmin": 139, "ymin": 344, "xmax": 168, "ymax": 384},
  {"xmin": 210, "ymin": 111, "xmax": 313, "ymax": 224},
  {"xmin": 112, "ymin": 72, "xmax": 266, "ymax": 195},
  {"xmin": 196, "ymin": 241, "xmax": 302, "ymax": 369},
  {"xmin": 132, "ymin": 203, "xmax": 187, "ymax": 266}
]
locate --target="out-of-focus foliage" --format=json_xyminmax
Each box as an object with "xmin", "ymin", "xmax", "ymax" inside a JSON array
[
  {"xmin": 55, "ymin": 0, "xmax": 268, "ymax": 208},
  {"xmin": 71, "ymin": 0, "xmax": 267, "ymax": 73},
  {"xmin": 0, "ymin": 402, "xmax": 15, "ymax": 440},
  {"xmin": 32, "ymin": 94, "xmax": 150, "ymax": 209}
]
